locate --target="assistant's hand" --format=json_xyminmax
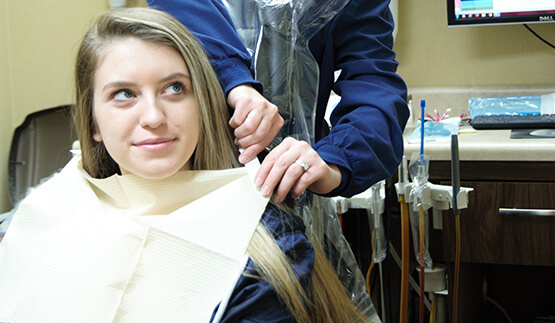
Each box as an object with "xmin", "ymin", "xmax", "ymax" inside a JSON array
[
  {"xmin": 254, "ymin": 137, "xmax": 342, "ymax": 203},
  {"xmin": 227, "ymin": 85, "xmax": 283, "ymax": 164}
]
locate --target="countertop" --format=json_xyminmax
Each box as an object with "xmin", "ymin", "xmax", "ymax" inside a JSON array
[
  {"xmin": 403, "ymin": 124, "xmax": 555, "ymax": 162},
  {"xmin": 403, "ymin": 85, "xmax": 555, "ymax": 162}
]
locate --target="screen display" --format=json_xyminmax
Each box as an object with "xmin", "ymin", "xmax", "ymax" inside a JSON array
[{"xmin": 447, "ymin": 0, "xmax": 555, "ymax": 26}]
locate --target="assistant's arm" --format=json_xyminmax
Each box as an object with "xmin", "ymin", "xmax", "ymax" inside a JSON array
[{"xmin": 313, "ymin": 0, "xmax": 410, "ymax": 197}]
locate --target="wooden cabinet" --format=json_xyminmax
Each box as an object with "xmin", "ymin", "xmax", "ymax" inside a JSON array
[
  {"xmin": 429, "ymin": 161, "xmax": 555, "ymax": 266},
  {"xmin": 443, "ymin": 181, "xmax": 555, "ymax": 266}
]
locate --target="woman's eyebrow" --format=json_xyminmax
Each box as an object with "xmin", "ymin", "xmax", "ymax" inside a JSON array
[
  {"xmin": 159, "ymin": 72, "xmax": 191, "ymax": 83},
  {"xmin": 101, "ymin": 81, "xmax": 136, "ymax": 93}
]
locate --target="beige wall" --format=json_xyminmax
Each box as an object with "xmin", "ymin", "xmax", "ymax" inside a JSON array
[
  {"xmin": 1, "ymin": 1, "xmax": 13, "ymax": 213},
  {"xmin": 0, "ymin": 0, "xmax": 147, "ymax": 213},
  {"xmin": 394, "ymin": 0, "xmax": 555, "ymax": 88},
  {"xmin": 0, "ymin": 0, "xmax": 553, "ymax": 212}
]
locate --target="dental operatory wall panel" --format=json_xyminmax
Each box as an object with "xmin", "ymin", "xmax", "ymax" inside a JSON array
[{"xmin": 0, "ymin": 0, "xmax": 553, "ymax": 213}]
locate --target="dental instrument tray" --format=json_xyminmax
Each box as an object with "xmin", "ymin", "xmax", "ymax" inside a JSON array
[{"xmin": 470, "ymin": 114, "xmax": 555, "ymax": 130}]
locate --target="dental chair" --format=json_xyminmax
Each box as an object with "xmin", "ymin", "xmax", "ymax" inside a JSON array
[
  {"xmin": 1, "ymin": 104, "xmax": 75, "ymax": 239},
  {"xmin": 7, "ymin": 104, "xmax": 76, "ymax": 207}
]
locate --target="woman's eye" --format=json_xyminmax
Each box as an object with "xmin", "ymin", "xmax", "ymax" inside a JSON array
[
  {"xmin": 164, "ymin": 82, "xmax": 184, "ymax": 95},
  {"xmin": 113, "ymin": 90, "xmax": 134, "ymax": 101}
]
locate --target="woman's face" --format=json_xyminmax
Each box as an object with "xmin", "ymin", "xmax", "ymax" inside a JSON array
[{"xmin": 92, "ymin": 37, "xmax": 199, "ymax": 179}]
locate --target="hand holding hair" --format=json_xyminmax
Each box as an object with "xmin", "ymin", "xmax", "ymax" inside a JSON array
[{"xmin": 227, "ymin": 84, "xmax": 283, "ymax": 164}]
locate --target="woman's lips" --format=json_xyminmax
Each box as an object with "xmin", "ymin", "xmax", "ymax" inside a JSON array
[{"xmin": 134, "ymin": 138, "xmax": 176, "ymax": 151}]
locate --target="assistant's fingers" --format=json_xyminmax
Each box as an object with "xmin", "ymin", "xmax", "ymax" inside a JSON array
[
  {"xmin": 235, "ymin": 122, "xmax": 278, "ymax": 158},
  {"xmin": 233, "ymin": 107, "xmax": 262, "ymax": 140},
  {"xmin": 228, "ymin": 102, "xmax": 249, "ymax": 129},
  {"xmin": 273, "ymin": 161, "xmax": 310, "ymax": 202},
  {"xmin": 237, "ymin": 143, "xmax": 267, "ymax": 164},
  {"xmin": 255, "ymin": 148, "xmax": 288, "ymax": 195},
  {"xmin": 254, "ymin": 138, "xmax": 297, "ymax": 192},
  {"xmin": 228, "ymin": 85, "xmax": 260, "ymax": 129}
]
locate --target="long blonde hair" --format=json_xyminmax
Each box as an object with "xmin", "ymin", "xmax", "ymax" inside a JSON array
[{"xmin": 75, "ymin": 8, "xmax": 370, "ymax": 322}]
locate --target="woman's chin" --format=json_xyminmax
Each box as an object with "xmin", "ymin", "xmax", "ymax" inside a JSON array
[{"xmin": 122, "ymin": 162, "xmax": 190, "ymax": 179}]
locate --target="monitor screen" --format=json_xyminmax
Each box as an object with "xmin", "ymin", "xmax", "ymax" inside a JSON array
[{"xmin": 447, "ymin": 0, "xmax": 555, "ymax": 26}]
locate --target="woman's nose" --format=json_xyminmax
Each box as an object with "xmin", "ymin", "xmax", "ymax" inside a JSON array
[{"xmin": 140, "ymin": 98, "xmax": 167, "ymax": 129}]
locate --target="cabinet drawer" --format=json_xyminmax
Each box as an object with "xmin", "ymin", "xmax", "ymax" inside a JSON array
[{"xmin": 442, "ymin": 181, "xmax": 555, "ymax": 266}]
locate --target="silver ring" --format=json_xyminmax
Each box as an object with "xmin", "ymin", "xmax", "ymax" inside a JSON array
[{"xmin": 294, "ymin": 159, "xmax": 310, "ymax": 172}]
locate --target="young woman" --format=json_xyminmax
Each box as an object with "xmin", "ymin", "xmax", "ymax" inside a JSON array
[{"xmin": 0, "ymin": 8, "xmax": 371, "ymax": 322}]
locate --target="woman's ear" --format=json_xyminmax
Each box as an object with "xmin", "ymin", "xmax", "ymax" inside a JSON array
[{"xmin": 93, "ymin": 128, "xmax": 103, "ymax": 142}]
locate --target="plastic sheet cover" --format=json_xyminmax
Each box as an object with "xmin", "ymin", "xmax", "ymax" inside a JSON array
[
  {"xmin": 468, "ymin": 93, "xmax": 555, "ymax": 119},
  {"xmin": 408, "ymin": 153, "xmax": 433, "ymax": 268},
  {"xmin": 223, "ymin": 0, "xmax": 378, "ymax": 319}
]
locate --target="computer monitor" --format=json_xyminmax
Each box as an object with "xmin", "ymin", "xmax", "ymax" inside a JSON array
[{"xmin": 447, "ymin": 0, "xmax": 555, "ymax": 26}]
